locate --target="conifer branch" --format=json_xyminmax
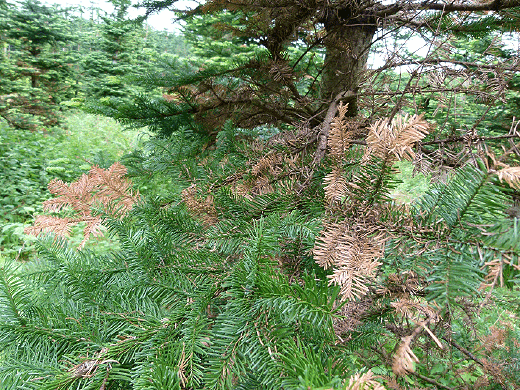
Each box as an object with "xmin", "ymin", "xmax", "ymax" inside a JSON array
[{"xmin": 25, "ymin": 163, "xmax": 139, "ymax": 248}]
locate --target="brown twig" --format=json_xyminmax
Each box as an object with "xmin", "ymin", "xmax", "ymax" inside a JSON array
[
  {"xmin": 377, "ymin": 58, "xmax": 520, "ymax": 73},
  {"xmin": 412, "ymin": 372, "xmax": 455, "ymax": 390},
  {"xmin": 422, "ymin": 133, "xmax": 520, "ymax": 146},
  {"xmin": 442, "ymin": 336, "xmax": 484, "ymax": 367}
]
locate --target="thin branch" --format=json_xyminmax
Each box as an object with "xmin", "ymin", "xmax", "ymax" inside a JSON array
[
  {"xmin": 388, "ymin": 69, "xmax": 419, "ymax": 122},
  {"xmin": 313, "ymin": 91, "xmax": 355, "ymax": 165},
  {"xmin": 422, "ymin": 133, "xmax": 520, "ymax": 146},
  {"xmin": 412, "ymin": 372, "xmax": 455, "ymax": 390},
  {"xmin": 377, "ymin": 58, "xmax": 520, "ymax": 73},
  {"xmin": 418, "ymin": 0, "xmax": 520, "ymax": 12},
  {"xmin": 376, "ymin": 0, "xmax": 520, "ymax": 16},
  {"xmin": 442, "ymin": 336, "xmax": 484, "ymax": 367}
]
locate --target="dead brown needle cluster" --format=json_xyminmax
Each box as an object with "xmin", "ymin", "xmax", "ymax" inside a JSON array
[
  {"xmin": 314, "ymin": 223, "xmax": 386, "ymax": 301},
  {"xmin": 25, "ymin": 162, "xmax": 139, "ymax": 248},
  {"xmin": 364, "ymin": 113, "xmax": 430, "ymax": 162}
]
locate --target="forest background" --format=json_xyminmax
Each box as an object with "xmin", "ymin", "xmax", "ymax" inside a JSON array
[{"xmin": 1, "ymin": 0, "xmax": 520, "ymax": 389}]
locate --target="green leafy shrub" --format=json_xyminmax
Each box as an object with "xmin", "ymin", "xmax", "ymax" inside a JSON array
[{"xmin": 0, "ymin": 123, "xmax": 53, "ymax": 223}]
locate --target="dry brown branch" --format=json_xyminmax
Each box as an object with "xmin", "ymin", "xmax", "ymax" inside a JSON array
[
  {"xmin": 323, "ymin": 166, "xmax": 348, "ymax": 205},
  {"xmin": 377, "ymin": 271, "xmax": 423, "ymax": 298},
  {"xmin": 314, "ymin": 91, "xmax": 356, "ymax": 165},
  {"xmin": 251, "ymin": 152, "xmax": 282, "ymax": 176},
  {"xmin": 68, "ymin": 347, "xmax": 118, "ymax": 379},
  {"xmin": 25, "ymin": 162, "xmax": 139, "ymax": 248},
  {"xmin": 392, "ymin": 315, "xmax": 443, "ymax": 377},
  {"xmin": 391, "ymin": 298, "xmax": 439, "ymax": 326},
  {"xmin": 327, "ymin": 102, "xmax": 352, "ymax": 159},
  {"xmin": 314, "ymin": 222, "xmax": 386, "ymax": 301},
  {"xmin": 313, "ymin": 223, "xmax": 346, "ymax": 270},
  {"xmin": 496, "ymin": 166, "xmax": 520, "ymax": 190},
  {"xmin": 392, "ymin": 335, "xmax": 419, "ymax": 376},
  {"xmin": 181, "ymin": 184, "xmax": 218, "ymax": 226},
  {"xmin": 333, "ymin": 297, "xmax": 374, "ymax": 338},
  {"xmin": 482, "ymin": 325, "xmax": 510, "ymax": 353},
  {"xmin": 346, "ymin": 370, "xmax": 386, "ymax": 390},
  {"xmin": 364, "ymin": 114, "xmax": 431, "ymax": 162}
]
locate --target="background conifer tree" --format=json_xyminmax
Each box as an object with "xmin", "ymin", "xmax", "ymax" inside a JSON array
[
  {"xmin": 0, "ymin": 0, "xmax": 73, "ymax": 129},
  {"xmin": 182, "ymin": 10, "xmax": 265, "ymax": 68},
  {"xmin": 79, "ymin": 0, "xmax": 144, "ymax": 100}
]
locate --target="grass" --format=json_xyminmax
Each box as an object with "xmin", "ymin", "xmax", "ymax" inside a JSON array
[{"xmin": 60, "ymin": 111, "xmax": 144, "ymax": 167}]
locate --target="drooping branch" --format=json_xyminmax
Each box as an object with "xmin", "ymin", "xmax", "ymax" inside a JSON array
[
  {"xmin": 375, "ymin": 0, "xmax": 520, "ymax": 17},
  {"xmin": 422, "ymin": 133, "xmax": 520, "ymax": 146},
  {"xmin": 418, "ymin": 0, "xmax": 520, "ymax": 12},
  {"xmin": 25, "ymin": 163, "xmax": 139, "ymax": 248}
]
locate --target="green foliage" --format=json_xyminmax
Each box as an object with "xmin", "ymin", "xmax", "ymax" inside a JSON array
[
  {"xmin": 1, "ymin": 0, "xmax": 520, "ymax": 387},
  {"xmin": 182, "ymin": 11, "xmax": 267, "ymax": 68},
  {"xmin": 3, "ymin": 120, "xmax": 520, "ymax": 388},
  {"xmin": 0, "ymin": 0, "xmax": 74, "ymax": 129},
  {"xmin": 0, "ymin": 0, "xmax": 192, "ymax": 128},
  {"xmin": 79, "ymin": 12, "xmax": 143, "ymax": 100},
  {"xmin": 88, "ymin": 5, "xmax": 328, "ymax": 139},
  {"xmin": 0, "ymin": 129, "xmax": 341, "ymax": 389},
  {"xmin": 0, "ymin": 194, "xmax": 338, "ymax": 388},
  {"xmin": 391, "ymin": 161, "xmax": 431, "ymax": 204},
  {"xmin": 0, "ymin": 126, "xmax": 50, "ymax": 221}
]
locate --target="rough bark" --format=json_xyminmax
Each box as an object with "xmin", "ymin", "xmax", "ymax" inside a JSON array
[{"xmin": 320, "ymin": 8, "xmax": 377, "ymax": 117}]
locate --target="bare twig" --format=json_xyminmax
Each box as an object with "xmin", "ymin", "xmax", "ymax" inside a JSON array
[
  {"xmin": 422, "ymin": 133, "xmax": 520, "ymax": 146},
  {"xmin": 442, "ymin": 336, "xmax": 484, "ymax": 367},
  {"xmin": 412, "ymin": 372, "xmax": 455, "ymax": 390}
]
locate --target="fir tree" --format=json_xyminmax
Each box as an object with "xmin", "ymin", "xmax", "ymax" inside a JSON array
[
  {"xmin": 0, "ymin": 0, "xmax": 73, "ymax": 129},
  {"xmin": 103, "ymin": 0, "xmax": 520, "ymax": 157},
  {"xmin": 4, "ymin": 107, "xmax": 520, "ymax": 389},
  {"xmin": 80, "ymin": 0, "xmax": 145, "ymax": 101},
  {"xmin": 182, "ymin": 10, "xmax": 265, "ymax": 69}
]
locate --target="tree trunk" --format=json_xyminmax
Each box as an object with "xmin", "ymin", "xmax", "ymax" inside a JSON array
[
  {"xmin": 320, "ymin": 15, "xmax": 377, "ymax": 117},
  {"xmin": 314, "ymin": 13, "xmax": 377, "ymax": 164}
]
